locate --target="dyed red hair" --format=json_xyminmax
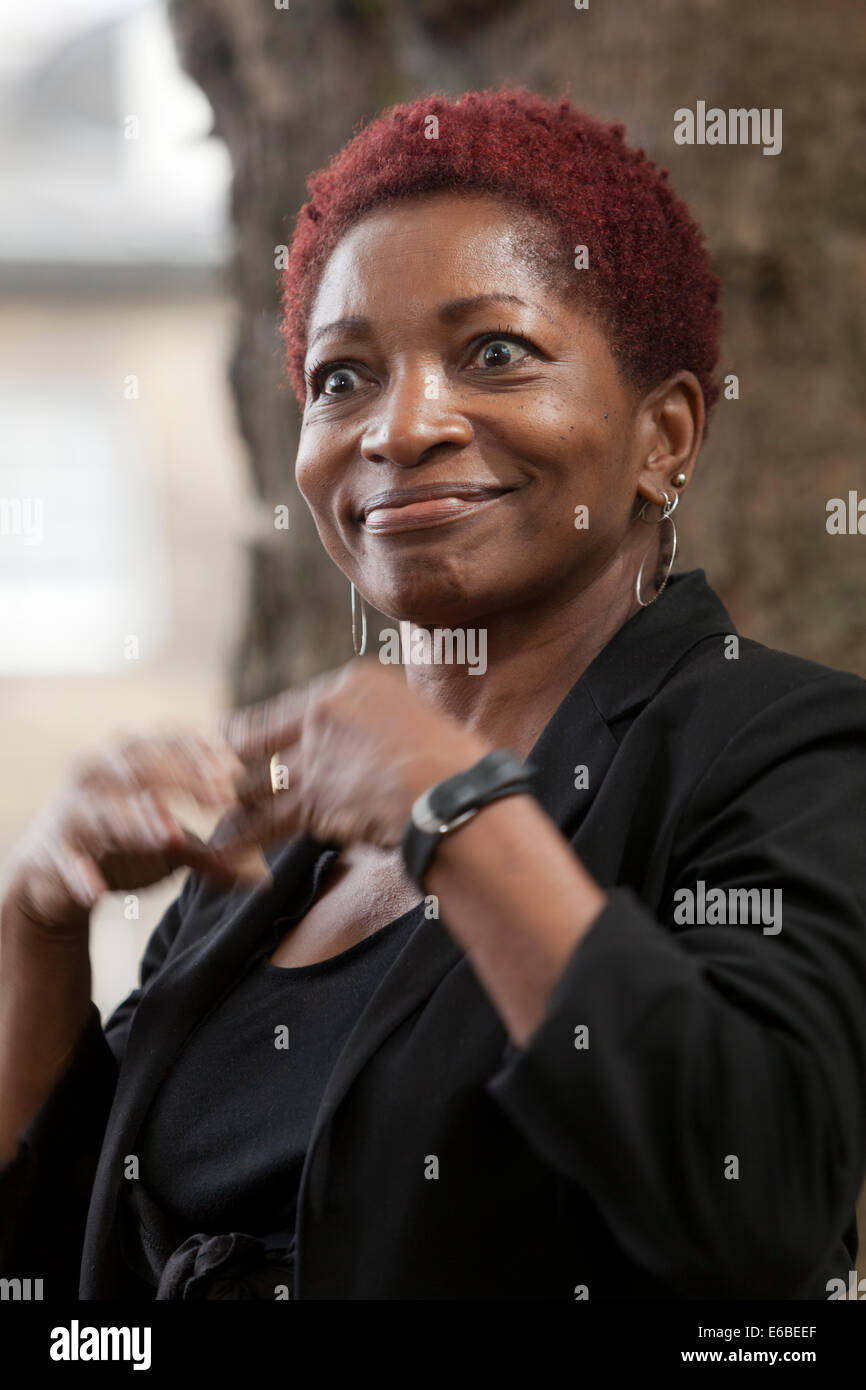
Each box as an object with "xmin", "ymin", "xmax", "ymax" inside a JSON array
[{"xmin": 281, "ymin": 87, "xmax": 722, "ymax": 430}]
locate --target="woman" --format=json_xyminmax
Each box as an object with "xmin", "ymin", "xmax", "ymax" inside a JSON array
[{"xmin": 2, "ymin": 88, "xmax": 865, "ymax": 1301}]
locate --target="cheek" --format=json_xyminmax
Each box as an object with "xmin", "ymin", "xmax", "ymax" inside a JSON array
[
  {"xmin": 294, "ymin": 455, "xmax": 349, "ymax": 567},
  {"xmin": 295, "ymin": 429, "xmax": 339, "ymax": 514},
  {"xmin": 499, "ymin": 376, "xmax": 611, "ymax": 451},
  {"xmin": 521, "ymin": 410, "xmax": 635, "ymax": 543},
  {"xmin": 492, "ymin": 393, "xmax": 618, "ymax": 499}
]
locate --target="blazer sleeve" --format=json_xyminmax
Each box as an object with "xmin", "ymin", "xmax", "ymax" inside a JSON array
[
  {"xmin": 485, "ymin": 671, "xmax": 866, "ymax": 1298},
  {"xmin": 0, "ymin": 870, "xmax": 198, "ymax": 1293}
]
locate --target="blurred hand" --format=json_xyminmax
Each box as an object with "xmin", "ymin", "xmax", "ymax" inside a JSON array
[
  {"xmin": 3, "ymin": 730, "xmax": 249, "ymax": 937},
  {"xmin": 212, "ymin": 659, "xmax": 490, "ymax": 852}
]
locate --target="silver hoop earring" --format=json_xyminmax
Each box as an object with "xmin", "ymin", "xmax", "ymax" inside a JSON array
[
  {"xmin": 635, "ymin": 490, "xmax": 678, "ymax": 608},
  {"xmin": 350, "ymin": 582, "xmax": 367, "ymax": 656}
]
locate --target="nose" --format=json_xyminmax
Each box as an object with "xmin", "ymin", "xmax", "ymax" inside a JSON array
[{"xmin": 360, "ymin": 368, "xmax": 474, "ymax": 468}]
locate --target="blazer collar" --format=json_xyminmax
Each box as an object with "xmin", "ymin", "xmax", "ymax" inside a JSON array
[
  {"xmin": 580, "ymin": 566, "xmax": 735, "ymax": 721},
  {"xmin": 82, "ymin": 569, "xmax": 734, "ymax": 1286},
  {"xmin": 523, "ymin": 568, "xmax": 734, "ymax": 827}
]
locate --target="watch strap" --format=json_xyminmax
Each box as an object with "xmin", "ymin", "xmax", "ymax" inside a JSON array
[{"xmin": 400, "ymin": 748, "xmax": 536, "ymax": 887}]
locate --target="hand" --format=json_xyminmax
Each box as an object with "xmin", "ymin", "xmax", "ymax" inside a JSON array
[
  {"xmin": 212, "ymin": 660, "xmax": 492, "ymax": 852},
  {"xmin": 3, "ymin": 730, "xmax": 249, "ymax": 937}
]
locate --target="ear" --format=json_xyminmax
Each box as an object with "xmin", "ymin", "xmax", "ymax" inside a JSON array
[{"xmin": 632, "ymin": 370, "xmax": 704, "ymax": 510}]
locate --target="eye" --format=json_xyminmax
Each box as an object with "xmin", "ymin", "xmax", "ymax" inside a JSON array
[
  {"xmin": 468, "ymin": 332, "xmax": 535, "ymax": 371},
  {"xmin": 306, "ymin": 360, "xmax": 367, "ymax": 400}
]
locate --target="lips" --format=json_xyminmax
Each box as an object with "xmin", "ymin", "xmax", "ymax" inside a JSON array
[{"xmin": 360, "ymin": 483, "xmax": 516, "ymax": 534}]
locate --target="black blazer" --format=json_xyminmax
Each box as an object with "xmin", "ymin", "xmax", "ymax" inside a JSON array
[{"xmin": 3, "ymin": 569, "xmax": 866, "ymax": 1300}]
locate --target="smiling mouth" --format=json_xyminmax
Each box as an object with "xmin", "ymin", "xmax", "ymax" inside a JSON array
[{"xmin": 361, "ymin": 485, "xmax": 517, "ymax": 535}]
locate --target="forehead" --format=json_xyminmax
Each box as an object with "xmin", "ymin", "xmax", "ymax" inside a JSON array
[{"xmin": 307, "ymin": 192, "xmax": 569, "ymax": 334}]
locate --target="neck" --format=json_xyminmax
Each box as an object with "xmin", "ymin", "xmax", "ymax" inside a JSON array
[{"xmin": 398, "ymin": 553, "xmax": 642, "ymax": 762}]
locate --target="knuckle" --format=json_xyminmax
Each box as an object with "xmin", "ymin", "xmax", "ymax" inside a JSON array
[
  {"xmin": 113, "ymin": 731, "xmax": 150, "ymax": 767},
  {"xmin": 68, "ymin": 750, "xmax": 111, "ymax": 788},
  {"xmin": 57, "ymin": 784, "xmax": 96, "ymax": 833}
]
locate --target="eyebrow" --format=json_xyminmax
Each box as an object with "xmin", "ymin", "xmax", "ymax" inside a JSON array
[
  {"xmin": 307, "ymin": 316, "xmax": 370, "ymax": 352},
  {"xmin": 438, "ymin": 293, "xmax": 557, "ymax": 325},
  {"xmin": 306, "ymin": 294, "xmax": 556, "ymax": 354}
]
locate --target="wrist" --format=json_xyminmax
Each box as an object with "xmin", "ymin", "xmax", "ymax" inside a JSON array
[
  {"xmin": 2, "ymin": 888, "xmax": 91, "ymax": 954},
  {"xmin": 400, "ymin": 745, "xmax": 538, "ymax": 889},
  {"xmin": 402, "ymin": 734, "xmax": 493, "ymax": 809}
]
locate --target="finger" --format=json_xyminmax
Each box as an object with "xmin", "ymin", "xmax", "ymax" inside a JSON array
[
  {"xmin": 120, "ymin": 732, "xmax": 246, "ymax": 804},
  {"xmin": 70, "ymin": 788, "xmax": 180, "ymax": 857},
  {"xmin": 215, "ymin": 668, "xmax": 343, "ymax": 758},
  {"xmin": 163, "ymin": 833, "xmax": 252, "ymax": 885},
  {"xmin": 53, "ymin": 847, "xmax": 108, "ymax": 909},
  {"xmin": 216, "ymin": 691, "xmax": 307, "ymax": 760},
  {"xmin": 209, "ymin": 787, "xmax": 305, "ymax": 853},
  {"xmin": 116, "ymin": 798, "xmax": 253, "ymax": 883},
  {"xmin": 229, "ymin": 746, "xmax": 300, "ymax": 806},
  {"xmin": 68, "ymin": 789, "xmax": 220, "ymax": 885},
  {"xmin": 75, "ymin": 733, "xmax": 245, "ymax": 807},
  {"xmin": 141, "ymin": 790, "xmax": 270, "ymax": 884},
  {"xmin": 69, "ymin": 790, "xmax": 259, "ymax": 889},
  {"xmin": 136, "ymin": 787, "xmax": 187, "ymax": 845}
]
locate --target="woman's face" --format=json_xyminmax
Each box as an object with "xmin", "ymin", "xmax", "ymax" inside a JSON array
[{"xmin": 295, "ymin": 191, "xmax": 664, "ymax": 625}]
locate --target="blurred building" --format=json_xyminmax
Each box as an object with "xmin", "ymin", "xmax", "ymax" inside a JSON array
[{"xmin": 0, "ymin": 0, "xmax": 251, "ymax": 1013}]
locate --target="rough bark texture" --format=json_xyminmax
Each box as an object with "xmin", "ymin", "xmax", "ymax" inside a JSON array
[{"xmin": 169, "ymin": 0, "xmax": 866, "ymax": 699}]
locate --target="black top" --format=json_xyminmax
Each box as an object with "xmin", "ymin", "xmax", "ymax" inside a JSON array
[
  {"xmin": 133, "ymin": 848, "xmax": 419, "ymax": 1242},
  {"xmin": 3, "ymin": 571, "xmax": 866, "ymax": 1301}
]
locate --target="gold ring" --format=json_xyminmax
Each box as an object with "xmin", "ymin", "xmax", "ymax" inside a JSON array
[{"xmin": 269, "ymin": 752, "xmax": 282, "ymax": 796}]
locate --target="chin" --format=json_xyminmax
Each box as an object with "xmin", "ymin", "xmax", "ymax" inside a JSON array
[{"xmin": 365, "ymin": 574, "xmax": 489, "ymax": 628}]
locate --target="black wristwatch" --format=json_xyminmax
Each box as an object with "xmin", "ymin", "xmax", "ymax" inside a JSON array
[{"xmin": 400, "ymin": 748, "xmax": 537, "ymax": 887}]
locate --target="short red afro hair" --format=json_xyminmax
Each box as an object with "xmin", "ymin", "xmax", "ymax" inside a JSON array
[{"xmin": 281, "ymin": 87, "xmax": 722, "ymax": 429}]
